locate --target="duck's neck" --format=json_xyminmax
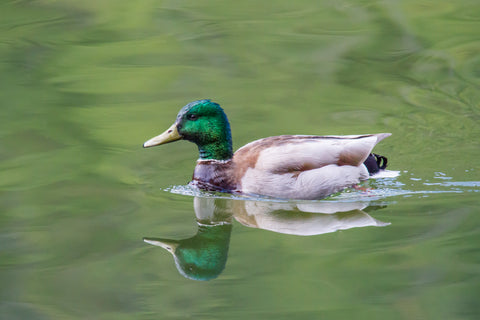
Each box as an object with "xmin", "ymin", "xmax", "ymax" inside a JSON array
[
  {"xmin": 189, "ymin": 111, "xmax": 233, "ymax": 160},
  {"xmin": 198, "ymin": 143, "xmax": 233, "ymax": 160},
  {"xmin": 196, "ymin": 128, "xmax": 233, "ymax": 160}
]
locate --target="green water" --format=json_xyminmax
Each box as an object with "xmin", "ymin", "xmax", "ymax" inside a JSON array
[{"xmin": 1, "ymin": 0, "xmax": 480, "ymax": 319}]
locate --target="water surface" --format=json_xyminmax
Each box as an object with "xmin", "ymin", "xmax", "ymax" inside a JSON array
[{"xmin": 1, "ymin": 1, "xmax": 480, "ymax": 319}]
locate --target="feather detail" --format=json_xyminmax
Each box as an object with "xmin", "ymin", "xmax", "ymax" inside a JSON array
[
  {"xmin": 232, "ymin": 134, "xmax": 389, "ymax": 199},
  {"xmin": 235, "ymin": 134, "xmax": 387, "ymax": 172}
]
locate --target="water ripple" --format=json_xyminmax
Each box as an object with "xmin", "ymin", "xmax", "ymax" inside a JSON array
[{"xmin": 165, "ymin": 174, "xmax": 480, "ymax": 203}]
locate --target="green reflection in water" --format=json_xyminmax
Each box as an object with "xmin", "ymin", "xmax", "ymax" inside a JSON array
[{"xmin": 144, "ymin": 196, "xmax": 388, "ymax": 280}]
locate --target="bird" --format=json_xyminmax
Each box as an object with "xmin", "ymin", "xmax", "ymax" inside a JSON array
[{"xmin": 143, "ymin": 99, "xmax": 392, "ymax": 200}]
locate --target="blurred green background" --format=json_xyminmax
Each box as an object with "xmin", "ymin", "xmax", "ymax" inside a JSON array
[{"xmin": 1, "ymin": 0, "xmax": 479, "ymax": 319}]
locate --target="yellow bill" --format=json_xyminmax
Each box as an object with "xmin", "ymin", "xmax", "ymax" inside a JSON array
[{"xmin": 143, "ymin": 123, "xmax": 181, "ymax": 148}]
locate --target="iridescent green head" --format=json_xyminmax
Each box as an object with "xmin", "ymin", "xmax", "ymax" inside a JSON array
[{"xmin": 143, "ymin": 99, "xmax": 233, "ymax": 160}]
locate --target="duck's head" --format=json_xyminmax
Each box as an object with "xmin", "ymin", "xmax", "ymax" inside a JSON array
[{"xmin": 143, "ymin": 99, "xmax": 233, "ymax": 160}]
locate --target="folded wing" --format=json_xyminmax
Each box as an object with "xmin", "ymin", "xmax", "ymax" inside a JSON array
[{"xmin": 236, "ymin": 134, "xmax": 390, "ymax": 173}]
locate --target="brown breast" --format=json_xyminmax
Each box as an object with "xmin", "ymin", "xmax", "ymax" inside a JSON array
[{"xmin": 191, "ymin": 160, "xmax": 239, "ymax": 192}]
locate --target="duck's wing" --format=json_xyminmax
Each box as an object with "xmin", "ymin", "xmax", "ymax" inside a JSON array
[{"xmin": 233, "ymin": 133, "xmax": 391, "ymax": 174}]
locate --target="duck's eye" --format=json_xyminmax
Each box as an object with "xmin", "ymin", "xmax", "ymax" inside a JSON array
[{"xmin": 187, "ymin": 114, "xmax": 198, "ymax": 121}]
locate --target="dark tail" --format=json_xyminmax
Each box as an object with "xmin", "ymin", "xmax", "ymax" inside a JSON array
[{"xmin": 364, "ymin": 153, "xmax": 388, "ymax": 175}]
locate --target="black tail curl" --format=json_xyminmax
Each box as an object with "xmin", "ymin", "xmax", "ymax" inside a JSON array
[{"xmin": 363, "ymin": 153, "xmax": 388, "ymax": 175}]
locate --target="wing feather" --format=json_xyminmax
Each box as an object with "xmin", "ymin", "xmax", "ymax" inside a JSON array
[{"xmin": 238, "ymin": 134, "xmax": 389, "ymax": 173}]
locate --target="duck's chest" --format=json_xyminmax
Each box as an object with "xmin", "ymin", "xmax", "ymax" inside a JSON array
[{"xmin": 191, "ymin": 160, "xmax": 238, "ymax": 192}]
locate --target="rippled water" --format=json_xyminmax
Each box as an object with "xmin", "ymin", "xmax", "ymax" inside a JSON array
[
  {"xmin": 1, "ymin": 1, "xmax": 480, "ymax": 319},
  {"xmin": 168, "ymin": 170, "xmax": 480, "ymax": 200}
]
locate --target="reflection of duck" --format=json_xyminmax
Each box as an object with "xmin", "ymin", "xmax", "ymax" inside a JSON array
[
  {"xmin": 144, "ymin": 198, "xmax": 233, "ymax": 281},
  {"xmin": 144, "ymin": 197, "xmax": 389, "ymax": 280},
  {"xmin": 144, "ymin": 224, "xmax": 232, "ymax": 281},
  {"xmin": 143, "ymin": 99, "xmax": 392, "ymax": 200},
  {"xmin": 232, "ymin": 200, "xmax": 389, "ymax": 236}
]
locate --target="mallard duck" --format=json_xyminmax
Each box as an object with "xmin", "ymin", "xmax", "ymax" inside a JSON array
[{"xmin": 143, "ymin": 99, "xmax": 392, "ymax": 200}]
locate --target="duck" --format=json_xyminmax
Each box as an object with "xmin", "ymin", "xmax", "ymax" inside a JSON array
[{"xmin": 143, "ymin": 99, "xmax": 392, "ymax": 200}]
